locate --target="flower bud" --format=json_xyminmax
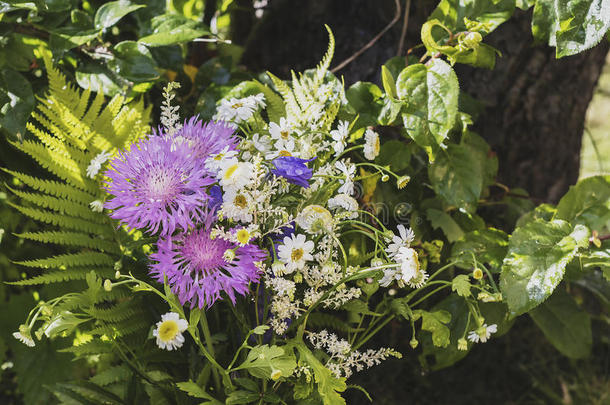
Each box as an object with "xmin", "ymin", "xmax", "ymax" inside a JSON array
[
  {"xmin": 103, "ymin": 279, "xmax": 112, "ymax": 292},
  {"xmin": 409, "ymin": 338, "xmax": 419, "ymax": 349}
]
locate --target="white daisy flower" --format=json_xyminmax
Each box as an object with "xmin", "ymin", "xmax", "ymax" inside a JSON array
[
  {"xmin": 205, "ymin": 146, "xmax": 239, "ymax": 173},
  {"xmin": 231, "ymin": 224, "xmax": 260, "ymax": 246},
  {"xmin": 328, "ymin": 194, "xmax": 358, "ymax": 218},
  {"xmin": 296, "ymin": 205, "xmax": 334, "ymax": 234},
  {"xmin": 250, "ymin": 93, "xmax": 266, "ymax": 109},
  {"xmin": 363, "ymin": 129, "xmax": 380, "ymax": 160},
  {"xmin": 380, "ymin": 246, "xmax": 420, "ymax": 287},
  {"xmin": 267, "ymin": 137, "xmax": 300, "ymax": 160},
  {"xmin": 277, "ymin": 233, "xmax": 314, "ymax": 273},
  {"xmin": 269, "ymin": 117, "xmax": 294, "ymax": 141},
  {"xmin": 86, "ymin": 150, "xmax": 112, "ymax": 179},
  {"xmin": 219, "ymin": 160, "xmax": 255, "ymax": 190},
  {"xmin": 467, "ymin": 323, "xmax": 498, "ymax": 343},
  {"xmin": 153, "ymin": 312, "xmax": 188, "ymax": 351},
  {"xmin": 330, "ymin": 120, "xmax": 349, "ymax": 156},
  {"xmin": 13, "ymin": 326, "xmax": 35, "ymax": 347},
  {"xmin": 221, "ymin": 189, "xmax": 253, "ymax": 223},
  {"xmin": 89, "ymin": 200, "xmax": 104, "ymax": 212},
  {"xmin": 214, "ymin": 97, "xmax": 256, "ymax": 123},
  {"xmin": 385, "ymin": 224, "xmax": 415, "ymax": 259},
  {"xmin": 335, "ymin": 160, "xmax": 356, "ymax": 195},
  {"xmin": 252, "ymin": 133, "xmax": 272, "ymax": 154}
]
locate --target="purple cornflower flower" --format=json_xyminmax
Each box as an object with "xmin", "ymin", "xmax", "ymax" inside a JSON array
[
  {"xmin": 104, "ymin": 135, "xmax": 214, "ymax": 236},
  {"xmin": 150, "ymin": 226, "xmax": 267, "ymax": 308},
  {"xmin": 166, "ymin": 116, "xmax": 238, "ymax": 159},
  {"xmin": 271, "ymin": 156, "xmax": 315, "ymax": 188}
]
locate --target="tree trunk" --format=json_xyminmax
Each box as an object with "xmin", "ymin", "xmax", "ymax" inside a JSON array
[{"xmin": 242, "ymin": 0, "xmax": 609, "ymax": 202}]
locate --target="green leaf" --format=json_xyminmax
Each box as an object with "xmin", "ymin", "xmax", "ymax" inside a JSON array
[
  {"xmin": 108, "ymin": 41, "xmax": 159, "ymax": 83},
  {"xmin": 176, "ymin": 381, "xmax": 221, "ymax": 403},
  {"xmin": 226, "ymin": 390, "xmax": 261, "ymax": 405},
  {"xmin": 450, "ymin": 228, "xmax": 509, "ymax": 271},
  {"xmin": 429, "ymin": 0, "xmax": 515, "ymax": 34},
  {"xmin": 345, "ymin": 81, "xmax": 383, "ymax": 126},
  {"xmin": 235, "ymin": 345, "xmax": 296, "ymax": 381},
  {"xmin": 0, "ymin": 68, "xmax": 34, "ymax": 137},
  {"xmin": 532, "ymin": 0, "xmax": 610, "ymax": 58},
  {"xmin": 381, "ymin": 65, "xmax": 397, "ymax": 99},
  {"xmin": 529, "ymin": 288, "xmax": 592, "ymax": 358},
  {"xmin": 419, "ymin": 295, "xmax": 469, "ymax": 370},
  {"xmin": 451, "ymin": 274, "xmax": 471, "ymax": 297},
  {"xmin": 414, "ymin": 309, "xmax": 452, "ymax": 347},
  {"xmin": 139, "ymin": 14, "xmax": 209, "ymax": 47},
  {"xmin": 500, "ymin": 219, "xmax": 591, "ymax": 315},
  {"xmin": 94, "ymin": 1, "xmax": 145, "ymax": 30},
  {"xmin": 426, "ymin": 208, "xmax": 465, "ymax": 242},
  {"xmin": 376, "ymin": 140, "xmax": 411, "ymax": 171},
  {"xmin": 50, "ymin": 28, "xmax": 100, "ymax": 51},
  {"xmin": 289, "ymin": 342, "xmax": 346, "ymax": 405},
  {"xmin": 75, "ymin": 64, "xmax": 122, "ymax": 96},
  {"xmin": 555, "ymin": 175, "xmax": 610, "ymax": 230},
  {"xmin": 554, "ymin": 0, "xmax": 610, "ymax": 58},
  {"xmin": 396, "ymin": 59, "xmax": 459, "ymax": 161},
  {"xmin": 429, "ymin": 131, "xmax": 496, "ymax": 212}
]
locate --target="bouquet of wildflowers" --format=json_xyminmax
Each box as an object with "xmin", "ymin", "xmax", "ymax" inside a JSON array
[{"xmin": 9, "ymin": 42, "xmax": 510, "ymax": 404}]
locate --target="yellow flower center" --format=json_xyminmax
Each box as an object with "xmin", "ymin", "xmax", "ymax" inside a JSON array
[
  {"xmin": 236, "ymin": 229, "xmax": 250, "ymax": 245},
  {"xmin": 223, "ymin": 164, "xmax": 239, "ymax": 181},
  {"xmin": 234, "ymin": 194, "xmax": 247, "ymax": 208},
  {"xmin": 158, "ymin": 320, "xmax": 179, "ymax": 342},
  {"xmin": 231, "ymin": 102, "xmax": 243, "ymax": 109},
  {"xmin": 278, "ymin": 150, "xmax": 292, "ymax": 157},
  {"xmin": 374, "ymin": 137, "xmax": 380, "ymax": 154},
  {"xmin": 291, "ymin": 248, "xmax": 304, "ymax": 262},
  {"xmin": 473, "ymin": 268, "xmax": 483, "ymax": 280},
  {"xmin": 280, "ymin": 130, "xmax": 290, "ymax": 139}
]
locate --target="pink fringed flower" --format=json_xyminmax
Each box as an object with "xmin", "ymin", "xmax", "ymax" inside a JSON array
[
  {"xmin": 104, "ymin": 135, "xmax": 213, "ymax": 236},
  {"xmin": 150, "ymin": 227, "xmax": 267, "ymax": 308}
]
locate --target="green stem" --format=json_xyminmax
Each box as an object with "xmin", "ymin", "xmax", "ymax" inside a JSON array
[{"xmin": 199, "ymin": 312, "xmax": 222, "ymax": 392}]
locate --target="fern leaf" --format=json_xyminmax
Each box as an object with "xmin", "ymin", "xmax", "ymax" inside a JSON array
[
  {"xmin": 11, "ymin": 139, "xmax": 96, "ymax": 193},
  {"xmin": 60, "ymin": 340, "xmax": 114, "ymax": 356},
  {"xmin": 8, "ymin": 188, "xmax": 106, "ymax": 224},
  {"xmin": 268, "ymin": 72, "xmax": 301, "ymax": 119},
  {"xmin": 89, "ymin": 318, "xmax": 148, "ymax": 337},
  {"xmin": 315, "ymin": 25, "xmax": 335, "ymax": 86},
  {"xmin": 307, "ymin": 313, "xmax": 364, "ymax": 333},
  {"xmin": 253, "ymin": 80, "xmax": 286, "ymax": 124},
  {"xmin": 87, "ymin": 300, "xmax": 144, "ymax": 322},
  {"xmin": 10, "ymin": 267, "xmax": 114, "ymax": 285},
  {"xmin": 90, "ymin": 365, "xmax": 131, "ymax": 386},
  {"xmin": 2, "ymin": 169, "xmax": 96, "ymax": 202},
  {"xmin": 15, "ymin": 252, "xmax": 115, "ymax": 269},
  {"xmin": 17, "ymin": 231, "xmax": 121, "ymax": 254},
  {"xmin": 8, "ymin": 204, "xmax": 113, "ymax": 235}
]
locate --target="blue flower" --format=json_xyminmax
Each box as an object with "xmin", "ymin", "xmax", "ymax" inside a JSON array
[{"xmin": 271, "ymin": 156, "xmax": 314, "ymax": 188}]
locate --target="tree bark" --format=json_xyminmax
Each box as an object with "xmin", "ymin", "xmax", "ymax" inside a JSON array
[{"xmin": 242, "ymin": 0, "xmax": 609, "ymax": 202}]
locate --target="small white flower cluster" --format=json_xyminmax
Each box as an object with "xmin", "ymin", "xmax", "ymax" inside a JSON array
[
  {"xmin": 307, "ymin": 330, "xmax": 400, "ymax": 378},
  {"xmin": 380, "ymin": 224, "xmax": 428, "ymax": 289},
  {"xmin": 214, "ymin": 94, "xmax": 266, "ymax": 124},
  {"xmin": 467, "ymin": 323, "xmax": 498, "ymax": 343}
]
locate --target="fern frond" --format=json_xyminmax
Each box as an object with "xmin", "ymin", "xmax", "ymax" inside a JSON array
[
  {"xmin": 10, "ymin": 267, "xmax": 114, "ymax": 285},
  {"xmin": 89, "ymin": 317, "xmax": 148, "ymax": 337},
  {"xmin": 60, "ymin": 340, "xmax": 114, "ymax": 356},
  {"xmin": 2, "ymin": 169, "xmax": 96, "ymax": 202},
  {"xmin": 15, "ymin": 252, "xmax": 115, "ymax": 269},
  {"xmin": 307, "ymin": 313, "xmax": 364, "ymax": 333},
  {"xmin": 87, "ymin": 300, "xmax": 144, "ymax": 322},
  {"xmin": 17, "ymin": 231, "xmax": 120, "ymax": 254},
  {"xmin": 315, "ymin": 25, "xmax": 335, "ymax": 86},
  {"xmin": 253, "ymin": 80, "xmax": 286, "ymax": 124},
  {"xmin": 291, "ymin": 70, "xmax": 311, "ymax": 114},
  {"xmin": 268, "ymin": 72, "xmax": 302, "ymax": 119},
  {"xmin": 8, "ymin": 204, "xmax": 113, "ymax": 235},
  {"xmin": 8, "ymin": 188, "xmax": 106, "ymax": 223},
  {"xmin": 11, "ymin": 139, "xmax": 96, "ymax": 193},
  {"xmin": 90, "ymin": 365, "xmax": 131, "ymax": 386}
]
